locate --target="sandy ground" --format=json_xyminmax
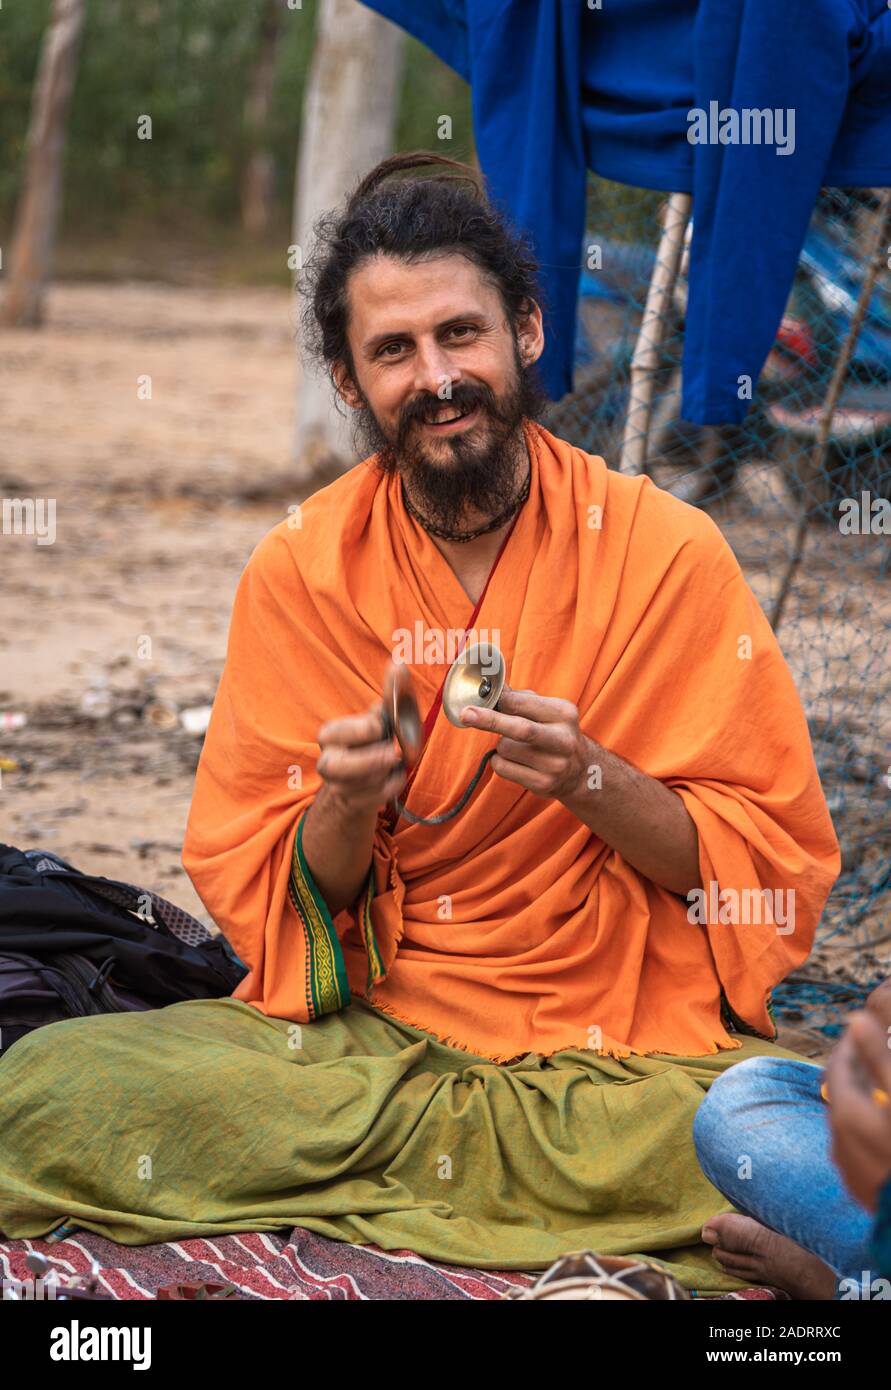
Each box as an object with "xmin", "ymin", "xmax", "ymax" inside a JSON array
[
  {"xmin": 1, "ymin": 283, "xmax": 889, "ymax": 1061},
  {"xmin": 0, "ymin": 283, "xmax": 301, "ymax": 922}
]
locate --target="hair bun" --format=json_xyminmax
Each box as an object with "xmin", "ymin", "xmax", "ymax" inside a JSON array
[{"xmin": 348, "ymin": 150, "xmax": 487, "ymax": 212}]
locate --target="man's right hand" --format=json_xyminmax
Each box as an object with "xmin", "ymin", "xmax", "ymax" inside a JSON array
[{"xmin": 315, "ymin": 705, "xmax": 407, "ymax": 817}]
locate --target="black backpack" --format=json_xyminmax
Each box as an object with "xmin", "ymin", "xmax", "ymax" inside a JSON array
[{"xmin": 0, "ymin": 843, "xmax": 247, "ymax": 1057}]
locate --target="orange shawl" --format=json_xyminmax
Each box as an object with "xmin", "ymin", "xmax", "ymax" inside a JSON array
[{"xmin": 182, "ymin": 421, "xmax": 840, "ymax": 1060}]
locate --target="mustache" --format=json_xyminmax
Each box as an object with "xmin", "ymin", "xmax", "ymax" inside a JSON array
[{"xmin": 397, "ymin": 384, "xmax": 493, "ymax": 438}]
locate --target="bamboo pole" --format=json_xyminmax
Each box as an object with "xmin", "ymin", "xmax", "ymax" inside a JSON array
[{"xmin": 619, "ymin": 191, "xmax": 692, "ymax": 475}]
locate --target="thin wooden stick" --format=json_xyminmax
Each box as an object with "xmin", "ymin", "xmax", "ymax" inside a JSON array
[
  {"xmin": 770, "ymin": 188, "xmax": 891, "ymax": 632},
  {"xmin": 619, "ymin": 191, "xmax": 692, "ymax": 475}
]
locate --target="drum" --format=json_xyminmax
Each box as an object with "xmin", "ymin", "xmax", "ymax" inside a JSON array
[{"xmin": 503, "ymin": 1251, "xmax": 691, "ymax": 1301}]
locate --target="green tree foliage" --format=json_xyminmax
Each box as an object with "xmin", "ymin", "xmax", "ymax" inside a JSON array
[{"xmin": 0, "ymin": 0, "xmax": 473, "ymax": 243}]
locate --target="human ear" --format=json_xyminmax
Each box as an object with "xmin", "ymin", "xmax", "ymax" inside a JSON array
[
  {"xmin": 517, "ymin": 299, "xmax": 545, "ymax": 365},
  {"xmin": 332, "ymin": 363, "xmax": 362, "ymax": 411}
]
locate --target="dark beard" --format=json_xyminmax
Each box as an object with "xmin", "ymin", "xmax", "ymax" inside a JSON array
[{"xmin": 350, "ymin": 348, "xmax": 550, "ymax": 535}]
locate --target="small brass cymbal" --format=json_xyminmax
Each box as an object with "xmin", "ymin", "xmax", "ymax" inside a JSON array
[
  {"xmin": 381, "ymin": 659, "xmax": 424, "ymax": 767},
  {"xmin": 442, "ymin": 641, "xmax": 505, "ymax": 727}
]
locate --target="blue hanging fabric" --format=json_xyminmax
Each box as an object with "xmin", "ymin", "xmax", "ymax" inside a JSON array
[{"xmin": 359, "ymin": 0, "xmax": 891, "ymax": 424}]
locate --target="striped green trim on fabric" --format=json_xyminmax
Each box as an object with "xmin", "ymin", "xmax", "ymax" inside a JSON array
[
  {"xmin": 288, "ymin": 809, "xmax": 351, "ymax": 1019},
  {"xmin": 359, "ymin": 867, "xmax": 384, "ymax": 993}
]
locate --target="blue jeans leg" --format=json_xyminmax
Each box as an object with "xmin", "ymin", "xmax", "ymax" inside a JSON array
[{"xmin": 693, "ymin": 1055, "xmax": 877, "ymax": 1293}]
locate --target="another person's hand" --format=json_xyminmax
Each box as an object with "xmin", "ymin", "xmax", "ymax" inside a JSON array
[
  {"xmin": 315, "ymin": 705, "xmax": 406, "ymax": 817},
  {"xmin": 825, "ymin": 1009, "xmax": 891, "ymax": 1213},
  {"xmin": 865, "ymin": 976, "xmax": 891, "ymax": 1030}
]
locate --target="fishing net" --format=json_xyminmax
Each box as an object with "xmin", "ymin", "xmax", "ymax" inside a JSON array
[{"xmin": 547, "ymin": 182, "xmax": 891, "ymax": 1040}]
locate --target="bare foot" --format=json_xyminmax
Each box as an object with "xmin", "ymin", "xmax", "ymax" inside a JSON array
[{"xmin": 701, "ymin": 1213, "xmax": 837, "ymax": 1300}]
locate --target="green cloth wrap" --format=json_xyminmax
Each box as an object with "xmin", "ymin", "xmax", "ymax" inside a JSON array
[{"xmin": 0, "ymin": 995, "xmax": 806, "ymax": 1293}]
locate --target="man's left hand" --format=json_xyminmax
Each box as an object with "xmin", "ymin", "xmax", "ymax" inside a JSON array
[{"xmin": 460, "ymin": 685, "xmax": 588, "ymax": 803}]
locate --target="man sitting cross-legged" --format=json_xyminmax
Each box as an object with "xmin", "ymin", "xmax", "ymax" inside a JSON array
[{"xmin": 0, "ymin": 153, "xmax": 840, "ymax": 1293}]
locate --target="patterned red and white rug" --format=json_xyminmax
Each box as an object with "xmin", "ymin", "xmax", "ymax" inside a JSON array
[{"xmin": 0, "ymin": 1227, "xmax": 781, "ymax": 1301}]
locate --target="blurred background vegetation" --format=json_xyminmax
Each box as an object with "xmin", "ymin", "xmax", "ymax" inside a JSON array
[{"xmin": 0, "ymin": 0, "xmax": 475, "ymax": 284}]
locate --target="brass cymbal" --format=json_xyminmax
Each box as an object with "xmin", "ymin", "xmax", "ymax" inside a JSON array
[
  {"xmin": 442, "ymin": 641, "xmax": 505, "ymax": 727},
  {"xmin": 381, "ymin": 659, "xmax": 424, "ymax": 767}
]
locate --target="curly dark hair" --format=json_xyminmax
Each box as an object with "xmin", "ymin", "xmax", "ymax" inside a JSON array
[{"xmin": 298, "ymin": 150, "xmax": 546, "ymax": 395}]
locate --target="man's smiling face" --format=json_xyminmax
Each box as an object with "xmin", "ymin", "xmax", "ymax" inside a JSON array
[{"xmin": 334, "ymin": 252, "xmax": 546, "ymax": 533}]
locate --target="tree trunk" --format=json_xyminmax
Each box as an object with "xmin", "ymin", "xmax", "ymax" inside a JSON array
[
  {"xmin": 240, "ymin": 0, "xmax": 287, "ymax": 237},
  {"xmin": 292, "ymin": 0, "xmax": 404, "ymax": 482},
  {"xmin": 1, "ymin": 0, "xmax": 87, "ymax": 328}
]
